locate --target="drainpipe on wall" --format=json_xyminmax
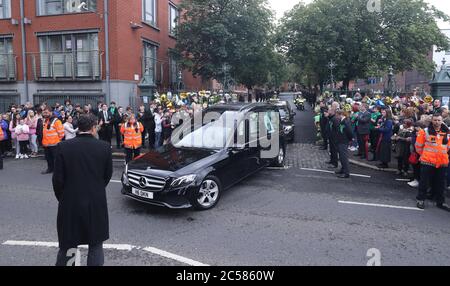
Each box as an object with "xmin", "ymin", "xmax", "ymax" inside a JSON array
[
  {"xmin": 104, "ymin": 0, "xmax": 111, "ymax": 103},
  {"xmin": 19, "ymin": 0, "xmax": 29, "ymax": 103}
]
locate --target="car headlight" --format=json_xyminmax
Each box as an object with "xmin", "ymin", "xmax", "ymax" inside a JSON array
[
  {"xmin": 122, "ymin": 164, "xmax": 129, "ymax": 186},
  {"xmin": 171, "ymin": 174, "xmax": 197, "ymax": 189}
]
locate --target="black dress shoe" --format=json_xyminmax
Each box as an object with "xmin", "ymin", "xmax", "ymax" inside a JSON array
[
  {"xmin": 335, "ymin": 170, "xmax": 344, "ymax": 175},
  {"xmin": 337, "ymin": 174, "xmax": 350, "ymax": 179},
  {"xmin": 417, "ymin": 200, "xmax": 425, "ymax": 210}
]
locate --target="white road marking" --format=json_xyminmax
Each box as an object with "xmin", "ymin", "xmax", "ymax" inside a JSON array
[
  {"xmin": 2, "ymin": 240, "xmax": 208, "ymax": 266},
  {"xmin": 110, "ymin": 180, "xmax": 122, "ymax": 183},
  {"xmin": 300, "ymin": 168, "xmax": 371, "ymax": 178},
  {"xmin": 142, "ymin": 247, "xmax": 209, "ymax": 266},
  {"xmin": 338, "ymin": 201, "xmax": 424, "ymax": 211},
  {"xmin": 395, "ymin": 179, "xmax": 411, "ymax": 182}
]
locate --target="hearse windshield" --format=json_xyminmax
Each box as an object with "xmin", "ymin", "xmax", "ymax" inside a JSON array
[{"xmin": 173, "ymin": 111, "xmax": 240, "ymax": 150}]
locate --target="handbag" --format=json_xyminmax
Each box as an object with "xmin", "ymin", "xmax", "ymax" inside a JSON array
[{"xmin": 409, "ymin": 152, "xmax": 419, "ymax": 165}]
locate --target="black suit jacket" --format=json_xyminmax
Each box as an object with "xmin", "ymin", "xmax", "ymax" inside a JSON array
[
  {"xmin": 52, "ymin": 134, "xmax": 113, "ymax": 248},
  {"xmin": 98, "ymin": 110, "xmax": 113, "ymax": 125}
]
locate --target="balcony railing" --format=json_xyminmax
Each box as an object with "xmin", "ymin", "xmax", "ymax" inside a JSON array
[
  {"xmin": 0, "ymin": 54, "xmax": 17, "ymax": 82},
  {"xmin": 29, "ymin": 50, "xmax": 103, "ymax": 81}
]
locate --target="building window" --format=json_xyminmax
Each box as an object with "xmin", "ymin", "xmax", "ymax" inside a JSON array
[
  {"xmin": 143, "ymin": 42, "xmax": 157, "ymax": 85},
  {"xmin": 37, "ymin": 32, "xmax": 99, "ymax": 79},
  {"xmin": 37, "ymin": 0, "xmax": 97, "ymax": 16},
  {"xmin": 0, "ymin": 37, "xmax": 14, "ymax": 79},
  {"xmin": 143, "ymin": 0, "xmax": 157, "ymax": 26},
  {"xmin": 0, "ymin": 0, "xmax": 11, "ymax": 19},
  {"xmin": 169, "ymin": 4, "xmax": 179, "ymax": 35},
  {"xmin": 169, "ymin": 53, "xmax": 181, "ymax": 86}
]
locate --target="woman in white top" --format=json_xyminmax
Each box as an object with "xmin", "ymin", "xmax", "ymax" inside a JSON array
[{"xmin": 63, "ymin": 116, "xmax": 78, "ymax": 140}]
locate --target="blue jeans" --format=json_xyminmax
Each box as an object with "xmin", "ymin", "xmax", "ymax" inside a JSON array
[{"xmin": 155, "ymin": 132, "xmax": 162, "ymax": 149}]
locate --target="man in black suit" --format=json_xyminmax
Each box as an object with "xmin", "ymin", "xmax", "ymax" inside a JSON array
[
  {"xmin": 53, "ymin": 114, "xmax": 113, "ymax": 266},
  {"xmin": 98, "ymin": 104, "xmax": 113, "ymax": 144}
]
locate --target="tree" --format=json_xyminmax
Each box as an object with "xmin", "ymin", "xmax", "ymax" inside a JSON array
[
  {"xmin": 175, "ymin": 0, "xmax": 276, "ymax": 90},
  {"xmin": 277, "ymin": 0, "xmax": 450, "ymax": 90}
]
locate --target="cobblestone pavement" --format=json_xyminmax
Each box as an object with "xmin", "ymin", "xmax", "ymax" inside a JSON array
[{"xmin": 286, "ymin": 143, "xmax": 329, "ymax": 170}]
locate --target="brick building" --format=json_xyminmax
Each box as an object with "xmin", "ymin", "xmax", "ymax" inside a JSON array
[{"xmin": 0, "ymin": 0, "xmax": 209, "ymax": 112}]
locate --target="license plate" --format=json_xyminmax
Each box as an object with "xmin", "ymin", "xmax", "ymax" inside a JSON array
[{"xmin": 132, "ymin": 188, "xmax": 154, "ymax": 199}]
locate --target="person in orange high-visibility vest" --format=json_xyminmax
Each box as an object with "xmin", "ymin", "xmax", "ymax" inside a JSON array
[
  {"xmin": 0, "ymin": 125, "xmax": 4, "ymax": 170},
  {"xmin": 41, "ymin": 107, "xmax": 65, "ymax": 174},
  {"xmin": 415, "ymin": 112, "xmax": 450, "ymax": 211},
  {"xmin": 121, "ymin": 114, "xmax": 144, "ymax": 163}
]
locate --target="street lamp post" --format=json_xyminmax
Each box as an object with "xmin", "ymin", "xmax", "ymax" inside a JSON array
[
  {"xmin": 327, "ymin": 60, "xmax": 336, "ymax": 90},
  {"xmin": 387, "ymin": 66, "xmax": 394, "ymax": 97}
]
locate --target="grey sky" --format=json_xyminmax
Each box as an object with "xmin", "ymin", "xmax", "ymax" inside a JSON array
[{"xmin": 268, "ymin": 0, "xmax": 450, "ymax": 28}]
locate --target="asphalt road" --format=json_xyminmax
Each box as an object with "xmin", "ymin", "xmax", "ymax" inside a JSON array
[{"xmin": 1, "ymin": 93, "xmax": 450, "ymax": 266}]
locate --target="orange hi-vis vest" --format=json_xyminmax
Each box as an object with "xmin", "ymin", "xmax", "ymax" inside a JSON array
[
  {"xmin": 42, "ymin": 118, "xmax": 65, "ymax": 147},
  {"xmin": 415, "ymin": 127, "xmax": 450, "ymax": 168},
  {"xmin": 121, "ymin": 122, "xmax": 144, "ymax": 149},
  {"xmin": 0, "ymin": 126, "xmax": 3, "ymax": 141}
]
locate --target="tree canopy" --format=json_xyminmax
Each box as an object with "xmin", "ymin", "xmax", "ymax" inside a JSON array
[
  {"xmin": 175, "ymin": 0, "xmax": 283, "ymax": 90},
  {"xmin": 277, "ymin": 0, "xmax": 450, "ymax": 89}
]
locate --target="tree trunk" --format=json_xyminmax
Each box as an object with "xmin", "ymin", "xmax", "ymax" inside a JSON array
[{"xmin": 343, "ymin": 78, "xmax": 351, "ymax": 92}]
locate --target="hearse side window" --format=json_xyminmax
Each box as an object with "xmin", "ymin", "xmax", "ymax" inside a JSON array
[{"xmin": 264, "ymin": 111, "xmax": 275, "ymax": 134}]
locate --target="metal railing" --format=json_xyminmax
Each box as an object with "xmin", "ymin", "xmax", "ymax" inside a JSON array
[
  {"xmin": 0, "ymin": 54, "xmax": 17, "ymax": 81},
  {"xmin": 29, "ymin": 50, "xmax": 103, "ymax": 81}
]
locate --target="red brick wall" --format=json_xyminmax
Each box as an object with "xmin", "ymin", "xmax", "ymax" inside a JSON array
[{"xmin": 1, "ymin": 0, "xmax": 205, "ymax": 91}]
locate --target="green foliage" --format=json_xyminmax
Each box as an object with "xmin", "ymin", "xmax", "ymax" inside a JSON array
[
  {"xmin": 277, "ymin": 0, "xmax": 450, "ymax": 88},
  {"xmin": 176, "ymin": 0, "xmax": 285, "ymax": 89}
]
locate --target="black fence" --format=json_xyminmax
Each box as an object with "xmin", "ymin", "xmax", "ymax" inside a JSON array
[
  {"xmin": 33, "ymin": 91, "xmax": 105, "ymax": 108},
  {"xmin": 0, "ymin": 92, "xmax": 20, "ymax": 113}
]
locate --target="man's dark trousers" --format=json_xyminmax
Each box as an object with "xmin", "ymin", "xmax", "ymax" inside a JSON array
[
  {"xmin": 56, "ymin": 243, "xmax": 104, "ymax": 266},
  {"xmin": 338, "ymin": 143, "xmax": 350, "ymax": 175},
  {"xmin": 417, "ymin": 165, "xmax": 446, "ymax": 204},
  {"xmin": 44, "ymin": 146, "xmax": 57, "ymax": 172},
  {"xmin": 329, "ymin": 140, "xmax": 339, "ymax": 167}
]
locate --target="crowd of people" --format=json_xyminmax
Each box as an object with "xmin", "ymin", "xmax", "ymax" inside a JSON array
[{"xmin": 315, "ymin": 90, "xmax": 450, "ymax": 211}]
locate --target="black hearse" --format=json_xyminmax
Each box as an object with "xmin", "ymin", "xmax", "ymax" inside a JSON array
[{"xmin": 121, "ymin": 103, "xmax": 287, "ymax": 210}]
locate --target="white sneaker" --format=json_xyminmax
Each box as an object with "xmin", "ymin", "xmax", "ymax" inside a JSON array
[
  {"xmin": 408, "ymin": 180, "xmax": 419, "ymax": 188},
  {"xmin": 23, "ymin": 154, "xmax": 29, "ymax": 159},
  {"xmin": 15, "ymin": 154, "xmax": 20, "ymax": 159},
  {"xmin": 19, "ymin": 154, "xmax": 24, "ymax": 159}
]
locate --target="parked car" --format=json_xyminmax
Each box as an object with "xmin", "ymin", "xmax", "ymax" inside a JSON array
[
  {"xmin": 121, "ymin": 103, "xmax": 287, "ymax": 211},
  {"xmin": 268, "ymin": 99, "xmax": 296, "ymax": 142}
]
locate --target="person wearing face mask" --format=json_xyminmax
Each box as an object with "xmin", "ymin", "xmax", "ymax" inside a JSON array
[
  {"xmin": 41, "ymin": 107, "xmax": 65, "ymax": 174},
  {"xmin": 121, "ymin": 114, "xmax": 144, "ymax": 164}
]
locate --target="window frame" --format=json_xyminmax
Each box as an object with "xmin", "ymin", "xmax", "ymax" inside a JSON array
[
  {"xmin": 142, "ymin": 41, "xmax": 158, "ymax": 85},
  {"xmin": 143, "ymin": 0, "xmax": 158, "ymax": 27},
  {"xmin": 0, "ymin": 0, "xmax": 11, "ymax": 19},
  {"xmin": 0, "ymin": 36, "xmax": 14, "ymax": 79},
  {"xmin": 168, "ymin": 3, "xmax": 179, "ymax": 36},
  {"xmin": 37, "ymin": 32, "xmax": 99, "ymax": 79},
  {"xmin": 37, "ymin": 0, "xmax": 97, "ymax": 16}
]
